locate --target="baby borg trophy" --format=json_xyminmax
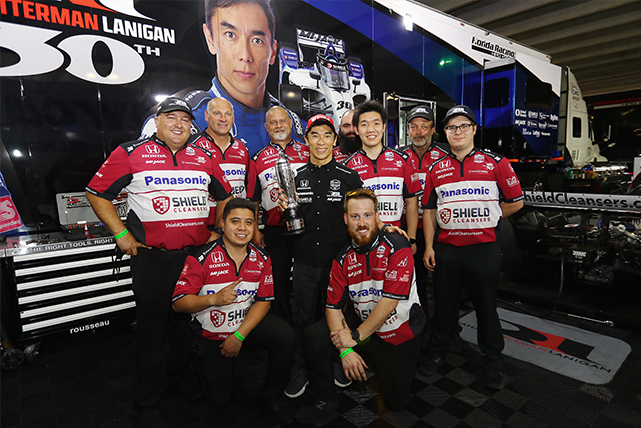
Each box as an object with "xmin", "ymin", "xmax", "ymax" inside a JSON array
[{"xmin": 275, "ymin": 152, "xmax": 305, "ymax": 235}]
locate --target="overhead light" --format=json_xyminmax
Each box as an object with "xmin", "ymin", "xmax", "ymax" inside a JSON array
[
  {"xmin": 12, "ymin": 149, "xmax": 22, "ymax": 158},
  {"xmin": 155, "ymin": 94, "xmax": 169, "ymax": 103},
  {"xmin": 404, "ymin": 14, "xmax": 413, "ymax": 31}
]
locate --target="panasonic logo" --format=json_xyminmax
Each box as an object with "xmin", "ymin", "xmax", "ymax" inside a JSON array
[
  {"xmin": 224, "ymin": 169, "xmax": 245, "ymax": 176},
  {"xmin": 440, "ymin": 187, "xmax": 490, "ymax": 198},
  {"xmin": 144, "ymin": 175, "xmax": 207, "ymax": 186},
  {"xmin": 366, "ymin": 182, "xmax": 400, "ymax": 191}
]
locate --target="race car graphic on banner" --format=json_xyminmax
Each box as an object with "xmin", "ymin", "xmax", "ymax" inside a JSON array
[{"xmin": 278, "ymin": 28, "xmax": 371, "ymax": 126}]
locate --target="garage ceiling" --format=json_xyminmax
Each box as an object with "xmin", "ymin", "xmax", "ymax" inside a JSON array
[{"xmin": 415, "ymin": 0, "xmax": 641, "ymax": 97}]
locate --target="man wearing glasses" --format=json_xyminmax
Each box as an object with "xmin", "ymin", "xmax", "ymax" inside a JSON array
[{"xmin": 420, "ymin": 105, "xmax": 523, "ymax": 390}]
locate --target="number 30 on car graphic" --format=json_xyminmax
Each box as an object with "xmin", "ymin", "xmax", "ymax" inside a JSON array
[{"xmin": 278, "ymin": 28, "xmax": 371, "ymax": 125}]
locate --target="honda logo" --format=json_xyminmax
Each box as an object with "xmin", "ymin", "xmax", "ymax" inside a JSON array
[{"xmin": 146, "ymin": 145, "xmax": 160, "ymax": 154}]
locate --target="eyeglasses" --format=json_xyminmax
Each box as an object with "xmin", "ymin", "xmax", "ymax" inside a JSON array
[{"xmin": 444, "ymin": 123, "xmax": 473, "ymax": 134}]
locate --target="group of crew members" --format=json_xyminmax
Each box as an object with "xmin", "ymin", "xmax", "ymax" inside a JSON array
[{"xmin": 86, "ymin": 92, "xmax": 523, "ymax": 427}]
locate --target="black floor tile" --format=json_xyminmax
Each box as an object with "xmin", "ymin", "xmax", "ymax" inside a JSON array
[{"xmin": 3, "ymin": 296, "xmax": 641, "ymax": 428}]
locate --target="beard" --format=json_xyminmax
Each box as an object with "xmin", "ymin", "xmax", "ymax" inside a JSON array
[
  {"xmin": 338, "ymin": 133, "xmax": 361, "ymax": 155},
  {"xmin": 272, "ymin": 129, "xmax": 288, "ymax": 141},
  {"xmin": 409, "ymin": 134, "xmax": 432, "ymax": 148},
  {"xmin": 349, "ymin": 225, "xmax": 377, "ymax": 246}
]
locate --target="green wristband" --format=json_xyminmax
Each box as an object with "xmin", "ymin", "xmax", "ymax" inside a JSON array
[
  {"xmin": 340, "ymin": 348, "xmax": 354, "ymax": 359},
  {"xmin": 234, "ymin": 331, "xmax": 245, "ymax": 342},
  {"xmin": 114, "ymin": 229, "xmax": 129, "ymax": 239}
]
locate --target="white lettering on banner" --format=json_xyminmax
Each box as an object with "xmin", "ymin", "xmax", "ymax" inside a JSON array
[
  {"xmin": 523, "ymin": 191, "xmax": 641, "ymax": 213},
  {"xmin": 0, "ymin": 22, "xmax": 144, "ymax": 83},
  {"xmin": 0, "ymin": 0, "xmax": 177, "ymax": 83}
]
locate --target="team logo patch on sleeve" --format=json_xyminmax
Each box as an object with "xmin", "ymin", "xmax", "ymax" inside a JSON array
[
  {"xmin": 210, "ymin": 310, "xmax": 226, "ymax": 328},
  {"xmin": 439, "ymin": 208, "xmax": 452, "ymax": 224},
  {"xmin": 269, "ymin": 187, "xmax": 279, "ymax": 202},
  {"xmin": 152, "ymin": 196, "xmax": 170, "ymax": 214}
]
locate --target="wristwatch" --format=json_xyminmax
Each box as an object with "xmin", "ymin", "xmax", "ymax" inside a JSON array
[
  {"xmin": 409, "ymin": 237, "xmax": 416, "ymax": 244},
  {"xmin": 213, "ymin": 227, "xmax": 223, "ymax": 235},
  {"xmin": 351, "ymin": 329, "xmax": 361, "ymax": 344}
]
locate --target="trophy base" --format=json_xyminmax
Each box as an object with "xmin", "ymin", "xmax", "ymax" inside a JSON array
[{"xmin": 284, "ymin": 218, "xmax": 305, "ymax": 236}]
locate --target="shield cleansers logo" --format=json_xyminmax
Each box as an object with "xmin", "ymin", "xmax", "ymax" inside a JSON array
[
  {"xmin": 439, "ymin": 208, "xmax": 452, "ymax": 224},
  {"xmin": 210, "ymin": 310, "xmax": 225, "ymax": 328},
  {"xmin": 269, "ymin": 187, "xmax": 280, "ymax": 202},
  {"xmin": 152, "ymin": 196, "xmax": 170, "ymax": 214}
]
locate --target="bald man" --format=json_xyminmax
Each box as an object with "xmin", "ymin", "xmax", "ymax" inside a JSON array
[{"xmin": 191, "ymin": 97, "xmax": 248, "ymax": 228}]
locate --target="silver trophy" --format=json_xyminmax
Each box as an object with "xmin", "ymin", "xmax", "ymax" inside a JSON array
[{"xmin": 275, "ymin": 152, "xmax": 305, "ymax": 235}]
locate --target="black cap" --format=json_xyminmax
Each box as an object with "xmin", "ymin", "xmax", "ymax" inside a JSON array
[
  {"xmin": 407, "ymin": 105, "xmax": 434, "ymax": 123},
  {"xmin": 306, "ymin": 114, "xmax": 336, "ymax": 135},
  {"xmin": 156, "ymin": 97, "xmax": 194, "ymax": 119},
  {"xmin": 442, "ymin": 105, "xmax": 477, "ymax": 125}
]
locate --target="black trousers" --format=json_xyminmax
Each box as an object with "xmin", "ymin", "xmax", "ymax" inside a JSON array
[
  {"xmin": 263, "ymin": 226, "xmax": 294, "ymax": 324},
  {"xmin": 195, "ymin": 313, "xmax": 295, "ymax": 406},
  {"xmin": 130, "ymin": 247, "xmax": 195, "ymax": 408},
  {"xmin": 429, "ymin": 241, "xmax": 504, "ymax": 368},
  {"xmin": 303, "ymin": 310, "xmax": 421, "ymax": 411},
  {"xmin": 291, "ymin": 263, "xmax": 331, "ymax": 367}
]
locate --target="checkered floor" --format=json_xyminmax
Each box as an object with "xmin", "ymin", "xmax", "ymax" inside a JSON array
[{"xmin": 3, "ymin": 301, "xmax": 640, "ymax": 428}]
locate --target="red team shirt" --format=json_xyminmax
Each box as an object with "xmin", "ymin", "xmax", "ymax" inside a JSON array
[
  {"xmin": 327, "ymin": 232, "xmax": 424, "ymax": 346},
  {"xmin": 86, "ymin": 136, "xmax": 232, "ymax": 250},
  {"xmin": 172, "ymin": 239, "xmax": 274, "ymax": 340},
  {"xmin": 191, "ymin": 132, "xmax": 250, "ymax": 224},
  {"xmin": 422, "ymin": 148, "xmax": 523, "ymax": 246},
  {"xmin": 404, "ymin": 144, "xmax": 449, "ymax": 228},
  {"xmin": 248, "ymin": 141, "xmax": 310, "ymax": 227},
  {"xmin": 344, "ymin": 148, "xmax": 422, "ymax": 226},
  {"xmin": 333, "ymin": 146, "xmax": 349, "ymax": 164}
]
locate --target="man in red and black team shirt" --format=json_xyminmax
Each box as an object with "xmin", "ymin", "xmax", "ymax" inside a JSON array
[
  {"xmin": 86, "ymin": 97, "xmax": 233, "ymax": 428},
  {"xmin": 420, "ymin": 105, "xmax": 523, "ymax": 389},
  {"xmin": 403, "ymin": 105, "xmax": 448, "ymax": 315},
  {"xmin": 295, "ymin": 189, "xmax": 425, "ymax": 424},
  {"xmin": 248, "ymin": 106, "xmax": 310, "ymax": 322},
  {"xmin": 344, "ymin": 101, "xmax": 422, "ymax": 253},
  {"xmin": 172, "ymin": 198, "xmax": 295, "ymax": 425},
  {"xmin": 191, "ymin": 97, "xmax": 251, "ymax": 226}
]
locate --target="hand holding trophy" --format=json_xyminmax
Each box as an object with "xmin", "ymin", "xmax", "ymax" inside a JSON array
[{"xmin": 275, "ymin": 152, "xmax": 305, "ymax": 235}]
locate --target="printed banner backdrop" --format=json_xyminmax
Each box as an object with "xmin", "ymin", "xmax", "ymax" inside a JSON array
[
  {"xmin": 459, "ymin": 308, "xmax": 631, "ymax": 385},
  {"xmin": 0, "ymin": 0, "xmax": 482, "ymax": 232}
]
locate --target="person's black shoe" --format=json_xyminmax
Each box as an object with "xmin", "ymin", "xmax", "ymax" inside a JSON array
[
  {"xmin": 137, "ymin": 407, "xmax": 168, "ymax": 428},
  {"xmin": 257, "ymin": 394, "xmax": 294, "ymax": 425},
  {"xmin": 284, "ymin": 370, "xmax": 309, "ymax": 398},
  {"xmin": 482, "ymin": 366, "xmax": 504, "ymax": 390},
  {"xmin": 418, "ymin": 354, "xmax": 444, "ymax": 376},
  {"xmin": 333, "ymin": 361, "xmax": 352, "ymax": 388},
  {"xmin": 295, "ymin": 395, "xmax": 338, "ymax": 425}
]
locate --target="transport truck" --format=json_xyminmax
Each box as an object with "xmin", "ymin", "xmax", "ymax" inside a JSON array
[{"xmin": 1, "ymin": 0, "xmax": 639, "ymax": 363}]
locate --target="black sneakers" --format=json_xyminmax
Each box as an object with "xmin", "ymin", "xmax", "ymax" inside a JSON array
[
  {"xmin": 333, "ymin": 361, "xmax": 352, "ymax": 388},
  {"xmin": 418, "ymin": 354, "xmax": 444, "ymax": 376},
  {"xmin": 284, "ymin": 370, "xmax": 309, "ymax": 398},
  {"xmin": 295, "ymin": 395, "xmax": 339, "ymax": 425},
  {"xmin": 482, "ymin": 365, "xmax": 505, "ymax": 390}
]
